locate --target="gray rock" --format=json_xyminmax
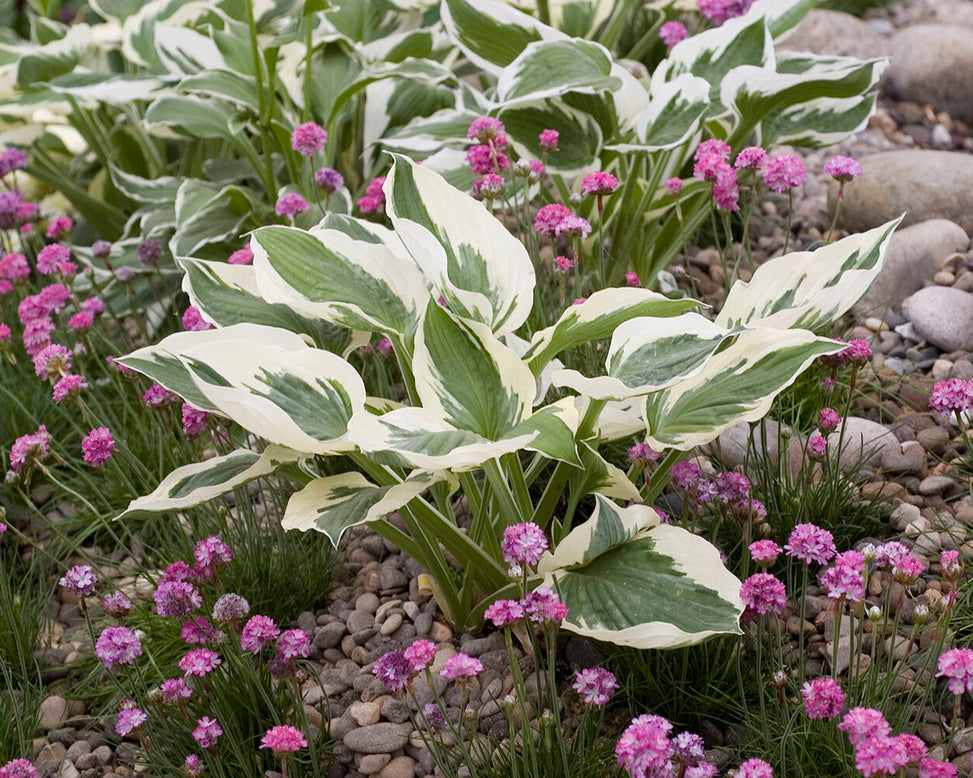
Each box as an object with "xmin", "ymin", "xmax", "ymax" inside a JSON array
[
  {"xmin": 903, "ymin": 287, "xmax": 973, "ymax": 352},
  {"xmin": 883, "ymin": 25, "xmax": 973, "ymax": 124},
  {"xmin": 314, "ymin": 621, "xmax": 347, "ymax": 650},
  {"xmin": 716, "ymin": 419, "xmax": 782, "ymax": 471},
  {"xmin": 40, "ymin": 695, "xmax": 68, "ymax": 729},
  {"xmin": 343, "ymin": 722, "xmax": 412, "ymax": 754},
  {"xmin": 855, "ymin": 219, "xmax": 969, "ymax": 315},
  {"xmin": 828, "ymin": 417, "xmax": 899, "ymax": 471},
  {"xmin": 928, "ymin": 2, "xmax": 973, "ymax": 30},
  {"xmin": 377, "ymin": 756, "xmax": 416, "ymax": 778},
  {"xmin": 833, "ymin": 151, "xmax": 973, "ymax": 236},
  {"xmin": 777, "ymin": 9, "xmax": 888, "ymax": 60}
]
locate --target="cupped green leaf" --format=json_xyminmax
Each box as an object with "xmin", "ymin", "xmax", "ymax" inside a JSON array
[
  {"xmin": 144, "ymin": 94, "xmax": 237, "ymax": 140},
  {"xmin": 282, "ymin": 470, "xmax": 446, "ymax": 544},
  {"xmin": 716, "ymin": 217, "xmax": 902, "ymax": 330},
  {"xmin": 608, "ymin": 73, "xmax": 710, "ymax": 154},
  {"xmin": 384, "ymin": 154, "xmax": 535, "ymax": 334},
  {"xmin": 178, "ymin": 257, "xmax": 364, "ymax": 356},
  {"xmin": 543, "ymin": 522, "xmax": 743, "ymax": 648},
  {"xmin": 498, "ymin": 101, "xmax": 604, "ymax": 174},
  {"xmin": 179, "ymin": 69, "xmax": 259, "ymax": 108},
  {"xmin": 251, "ymin": 224, "xmax": 429, "ymax": 337},
  {"xmin": 759, "ymin": 93, "xmax": 877, "ymax": 148},
  {"xmin": 552, "ymin": 312, "xmax": 732, "ymax": 401},
  {"xmin": 116, "ymin": 445, "xmax": 302, "ymax": 520},
  {"xmin": 496, "ymin": 39, "xmax": 617, "ymax": 106},
  {"xmin": 508, "ymin": 398, "xmax": 581, "ymax": 466},
  {"xmin": 643, "ymin": 327, "xmax": 843, "ymax": 450},
  {"xmin": 523, "ymin": 288, "xmax": 702, "ymax": 375}
]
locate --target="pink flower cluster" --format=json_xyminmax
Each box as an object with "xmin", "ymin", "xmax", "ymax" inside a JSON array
[
  {"xmin": 668, "ymin": 461, "xmax": 765, "ymax": 520},
  {"xmin": 501, "ymin": 521, "xmax": 548, "ymax": 567},
  {"xmin": 784, "ymin": 523, "xmax": 836, "ymax": 566},
  {"xmin": 290, "ymin": 122, "xmax": 327, "ymax": 156},
  {"xmin": 929, "ymin": 378, "xmax": 973, "ymax": 422},
  {"xmin": 81, "ymin": 427, "xmax": 114, "ymax": 467},
  {"xmin": 260, "ymin": 724, "xmax": 307, "ymax": 753},
  {"xmin": 937, "ymin": 647, "xmax": 973, "ymax": 695},
  {"xmin": 357, "ymin": 176, "xmax": 386, "ymax": 215},
  {"xmin": 819, "ymin": 338, "xmax": 871, "ymax": 369},
  {"xmin": 485, "ymin": 586, "xmax": 568, "ymax": 629},
  {"xmin": 572, "ymin": 667, "xmax": 618, "ymax": 705},
  {"xmin": 739, "ymin": 573, "xmax": 786, "ymax": 620},
  {"xmin": 534, "ymin": 203, "xmax": 591, "ymax": 238},
  {"xmin": 837, "ymin": 707, "xmax": 951, "ymax": 777},
  {"xmin": 616, "ymin": 713, "xmax": 717, "ymax": 777},
  {"xmin": 373, "ymin": 639, "xmax": 440, "ymax": 691}
]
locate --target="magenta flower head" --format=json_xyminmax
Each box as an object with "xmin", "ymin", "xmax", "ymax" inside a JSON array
[
  {"xmin": 501, "ymin": 522, "xmax": 548, "ymax": 567},
  {"xmin": 357, "ymin": 175, "xmax": 387, "ymax": 214},
  {"xmin": 260, "ymin": 725, "xmax": 307, "ymax": 753},
  {"xmin": 179, "ymin": 648, "xmax": 221, "ymax": 677},
  {"xmin": 277, "ymin": 629, "xmax": 311, "ymax": 660},
  {"xmin": 734, "ymin": 146, "xmax": 767, "ymax": 171},
  {"xmin": 627, "ymin": 442, "xmax": 661, "ymax": 468},
  {"xmin": 181, "ymin": 618, "xmax": 223, "ymax": 645},
  {"xmin": 823, "ymin": 155, "xmax": 862, "ymax": 184},
  {"xmin": 936, "ymin": 647, "xmax": 973, "ymax": 695},
  {"xmin": 290, "ymin": 122, "xmax": 327, "ymax": 156},
  {"xmin": 241, "ymin": 615, "xmax": 280, "ymax": 653},
  {"xmin": 275, "ymin": 193, "xmax": 309, "ymax": 219},
  {"xmin": 182, "ymin": 306, "xmax": 211, "ymax": 332},
  {"xmin": 484, "ymin": 598, "xmax": 524, "ymax": 628},
  {"xmin": 0, "ymin": 759, "xmax": 38, "ymax": 778},
  {"xmin": 854, "ymin": 734, "xmax": 909, "ymax": 777},
  {"xmin": 373, "ymin": 649, "xmax": 413, "ymax": 692},
  {"xmin": 572, "ymin": 667, "xmax": 618, "ymax": 705},
  {"xmin": 919, "ymin": 757, "xmax": 958, "ymax": 777},
  {"xmin": 736, "ymin": 758, "xmax": 773, "ymax": 777},
  {"xmin": 712, "ymin": 167, "xmax": 740, "ymax": 212},
  {"xmin": 0, "ymin": 147, "xmax": 28, "ymax": 176},
  {"xmin": 838, "ymin": 707, "xmax": 890, "ymax": 746},
  {"xmin": 59, "ymin": 564, "xmax": 97, "ymax": 598},
  {"xmin": 739, "ymin": 573, "xmax": 786, "ymax": 619},
  {"xmin": 467, "ymin": 117, "xmax": 506, "ymax": 145},
  {"xmin": 929, "ymin": 378, "xmax": 973, "ymax": 421},
  {"xmin": 160, "ymin": 677, "xmax": 193, "ymax": 706},
  {"xmin": 556, "ymin": 214, "xmax": 591, "ymax": 239},
  {"xmin": 784, "ymin": 523, "xmax": 835, "ymax": 566},
  {"xmin": 212, "ymin": 593, "xmax": 250, "ymax": 622},
  {"xmin": 441, "ymin": 652, "xmax": 483, "ymax": 680},
  {"xmin": 801, "ymin": 678, "xmax": 845, "ymax": 720},
  {"xmin": 404, "ymin": 639, "xmax": 437, "ymax": 672},
  {"xmin": 534, "ymin": 203, "xmax": 574, "ymax": 236},
  {"xmin": 941, "ymin": 549, "xmax": 964, "ymax": 581},
  {"xmin": 36, "ymin": 243, "xmax": 70, "ymax": 275},
  {"xmin": 194, "ymin": 535, "xmax": 233, "ymax": 572},
  {"xmin": 314, "ymin": 167, "xmax": 344, "ymax": 192},
  {"xmin": 155, "ymin": 579, "xmax": 202, "ymax": 619},
  {"xmin": 142, "ymin": 384, "xmax": 179, "ymax": 409},
  {"xmin": 762, "ymin": 153, "xmax": 807, "ymax": 193},
  {"xmin": 228, "ymin": 245, "xmax": 253, "ymax": 265},
  {"xmin": 95, "ymin": 626, "xmax": 142, "ymax": 669},
  {"xmin": 192, "ymin": 716, "xmax": 222, "ymax": 749},
  {"xmin": 666, "ymin": 177, "xmax": 684, "ymax": 196},
  {"xmin": 538, "ymin": 129, "xmax": 559, "ymax": 153},
  {"xmin": 137, "ymin": 239, "xmax": 162, "ymax": 266},
  {"xmin": 184, "ymin": 754, "xmax": 204, "ymax": 777},
  {"xmin": 82, "ymin": 427, "xmax": 115, "ymax": 467},
  {"xmin": 33, "ymin": 343, "xmax": 71, "ymax": 380},
  {"xmin": 748, "ymin": 540, "xmax": 781, "ymax": 567},
  {"xmin": 659, "ymin": 20, "xmax": 687, "ymax": 48},
  {"xmin": 116, "ymin": 703, "xmax": 147, "ymax": 737},
  {"xmin": 616, "ymin": 714, "xmax": 673, "ymax": 777},
  {"xmin": 819, "ymin": 407, "xmax": 841, "ymax": 434},
  {"xmin": 102, "ymin": 591, "xmax": 132, "ymax": 618},
  {"xmin": 581, "ymin": 171, "xmax": 619, "ymax": 197},
  {"xmin": 523, "ymin": 586, "xmax": 568, "ymax": 624},
  {"xmin": 10, "ymin": 424, "xmax": 52, "ymax": 472},
  {"xmin": 182, "ymin": 405, "xmax": 210, "ymax": 436},
  {"xmin": 625, "ymin": 271, "xmax": 641, "ymax": 287}
]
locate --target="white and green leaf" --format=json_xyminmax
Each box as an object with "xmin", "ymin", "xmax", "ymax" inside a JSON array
[
  {"xmin": 608, "ymin": 73, "xmax": 710, "ymax": 154},
  {"xmin": 758, "ymin": 93, "xmax": 878, "ymax": 148},
  {"xmin": 496, "ymin": 39, "xmax": 618, "ymax": 106}
]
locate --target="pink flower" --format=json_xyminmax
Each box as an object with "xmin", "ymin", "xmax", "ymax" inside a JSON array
[
  {"xmin": 404, "ymin": 639, "xmax": 436, "ymax": 672},
  {"xmin": 357, "ymin": 176, "xmax": 387, "ymax": 214},
  {"xmin": 666, "ymin": 177, "xmax": 684, "ymax": 196},
  {"xmin": 748, "ymin": 540, "xmax": 781, "ymax": 566},
  {"xmin": 194, "ymin": 535, "xmax": 233, "ymax": 571},
  {"xmin": 538, "ymin": 129, "xmax": 559, "ymax": 153},
  {"xmin": 161, "ymin": 678, "xmax": 193, "ymax": 705},
  {"xmin": 616, "ymin": 714, "xmax": 673, "ymax": 776},
  {"xmin": 581, "ymin": 171, "xmax": 619, "ymax": 196},
  {"xmin": 45, "ymin": 216, "xmax": 73, "ymax": 240},
  {"xmin": 929, "ymin": 378, "xmax": 973, "ymax": 420},
  {"xmin": 277, "ymin": 629, "xmax": 311, "ymax": 660},
  {"xmin": 627, "ymin": 442, "xmax": 661, "ymax": 467},
  {"xmin": 819, "ymin": 550, "xmax": 865, "ymax": 602},
  {"xmin": 260, "ymin": 725, "xmax": 307, "ymax": 752},
  {"xmin": 823, "ymin": 155, "xmax": 862, "ymax": 183},
  {"xmin": 478, "ymin": 173, "xmax": 504, "ymax": 199},
  {"xmin": 695, "ymin": 139, "xmax": 731, "ymax": 162},
  {"xmin": 484, "ymin": 599, "xmax": 524, "ymax": 628},
  {"xmin": 137, "ymin": 239, "xmax": 161, "ymax": 266},
  {"xmin": 67, "ymin": 311, "xmax": 94, "ymax": 333},
  {"xmin": 556, "ymin": 214, "xmax": 591, "ymax": 239},
  {"xmin": 314, "ymin": 167, "xmax": 343, "ymax": 191},
  {"xmin": 91, "ymin": 240, "xmax": 112, "ymax": 259},
  {"xmin": 501, "ymin": 522, "xmax": 548, "ymax": 566},
  {"xmin": 784, "ymin": 523, "xmax": 835, "ymax": 566},
  {"xmin": 115, "ymin": 704, "xmax": 146, "ymax": 736},
  {"xmin": 228, "ymin": 245, "xmax": 253, "ymax": 265},
  {"xmin": 941, "ymin": 549, "xmax": 964, "ymax": 580},
  {"xmin": 0, "ymin": 252, "xmax": 29, "ymax": 280},
  {"xmin": 212, "ymin": 593, "xmax": 249, "ymax": 622},
  {"xmin": 373, "ymin": 649, "xmax": 413, "ymax": 691},
  {"xmin": 892, "ymin": 554, "xmax": 925, "ymax": 583},
  {"xmin": 920, "ymin": 757, "xmax": 958, "ymax": 778},
  {"xmin": 553, "ymin": 255, "xmax": 574, "ymax": 273},
  {"xmin": 522, "ymin": 586, "xmax": 567, "ymax": 624},
  {"xmin": 36, "ymin": 243, "xmax": 70, "ymax": 274},
  {"xmin": 854, "ymin": 734, "xmax": 909, "ymax": 777},
  {"xmin": 819, "ymin": 407, "xmax": 841, "ymax": 433},
  {"xmin": 659, "ymin": 21, "xmax": 687, "ymax": 48},
  {"xmin": 102, "ymin": 591, "xmax": 132, "ymax": 618},
  {"xmin": 154, "ymin": 580, "xmax": 202, "ymax": 618},
  {"xmin": 467, "ymin": 117, "xmax": 506, "ymax": 145},
  {"xmin": 534, "ymin": 203, "xmax": 574, "ymax": 236},
  {"xmin": 290, "ymin": 122, "xmax": 327, "ymax": 156},
  {"xmin": 440, "ymin": 652, "xmax": 483, "ymax": 679},
  {"xmin": 671, "ymin": 732, "xmax": 706, "ymax": 767},
  {"xmin": 693, "ymin": 152, "xmax": 731, "ymax": 182},
  {"xmin": 142, "ymin": 384, "xmax": 179, "ymax": 408},
  {"xmin": 572, "ymin": 667, "xmax": 617, "ymax": 705},
  {"xmin": 192, "ymin": 716, "xmax": 222, "ymax": 749},
  {"xmin": 180, "ymin": 618, "xmax": 223, "ymax": 645},
  {"xmin": 625, "ymin": 271, "xmax": 641, "ymax": 287},
  {"xmin": 184, "ymin": 755, "xmax": 203, "ymax": 777},
  {"xmin": 839, "ymin": 707, "xmax": 890, "ymax": 746},
  {"xmin": 739, "ymin": 573, "xmax": 786, "ymax": 618},
  {"xmin": 95, "ymin": 626, "xmax": 142, "ymax": 668},
  {"xmin": 937, "ymin": 647, "xmax": 973, "ymax": 695},
  {"xmin": 182, "ymin": 306, "xmax": 211, "ymax": 332},
  {"xmin": 762, "ymin": 154, "xmax": 807, "ymax": 193},
  {"xmin": 182, "ymin": 405, "xmax": 210, "ymax": 436},
  {"xmin": 896, "ymin": 733, "xmax": 927, "ymax": 765},
  {"xmin": 712, "ymin": 167, "xmax": 740, "ymax": 211},
  {"xmin": 60, "ymin": 565, "xmax": 96, "ymax": 597},
  {"xmin": 33, "ymin": 343, "xmax": 72, "ymax": 380},
  {"xmin": 736, "ymin": 758, "xmax": 773, "ymax": 778},
  {"xmin": 467, "ymin": 144, "xmax": 510, "ymax": 175},
  {"xmin": 179, "ymin": 649, "xmax": 221, "ymax": 677},
  {"xmin": 53, "ymin": 372, "xmax": 87, "ymax": 405},
  {"xmin": 241, "ymin": 615, "xmax": 280, "ymax": 653},
  {"xmin": 734, "ymin": 146, "xmax": 767, "ymax": 170},
  {"xmin": 0, "ymin": 147, "xmax": 27, "ymax": 176},
  {"xmin": 9, "ymin": 425, "xmax": 52, "ymax": 472},
  {"xmin": 275, "ymin": 193, "xmax": 309, "ymax": 218},
  {"xmin": 82, "ymin": 427, "xmax": 114, "ymax": 467},
  {"xmin": 0, "ymin": 760, "xmax": 38, "ymax": 778},
  {"xmin": 801, "ymin": 678, "xmax": 845, "ymax": 720}
]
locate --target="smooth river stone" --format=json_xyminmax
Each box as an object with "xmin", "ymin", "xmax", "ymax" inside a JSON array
[{"xmin": 902, "ymin": 286, "xmax": 973, "ymax": 352}]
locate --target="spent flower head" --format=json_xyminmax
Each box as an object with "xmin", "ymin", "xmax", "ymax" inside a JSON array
[{"xmin": 373, "ymin": 649, "xmax": 413, "ymax": 691}]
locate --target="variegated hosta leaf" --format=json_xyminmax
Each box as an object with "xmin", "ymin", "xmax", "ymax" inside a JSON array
[
  {"xmin": 178, "ymin": 257, "xmax": 364, "ymax": 357},
  {"xmin": 143, "ymin": 95, "xmax": 237, "ymax": 140},
  {"xmin": 380, "ymin": 107, "xmax": 486, "ymax": 156},
  {"xmin": 121, "ymin": 324, "xmax": 367, "ymax": 455},
  {"xmin": 172, "ymin": 180, "xmax": 255, "ymax": 257},
  {"xmin": 574, "ymin": 443, "xmax": 642, "ymax": 503},
  {"xmin": 764, "ymin": 0, "xmax": 819, "ymax": 39},
  {"xmin": 384, "ymin": 155, "xmax": 535, "ymax": 335},
  {"xmin": 608, "ymin": 73, "xmax": 710, "ymax": 154},
  {"xmin": 643, "ymin": 327, "xmax": 843, "ymax": 451},
  {"xmin": 154, "ymin": 23, "xmax": 226, "ymax": 76},
  {"xmin": 552, "ymin": 312, "xmax": 732, "ymax": 401},
  {"xmin": 759, "ymin": 93, "xmax": 877, "ymax": 148},
  {"xmin": 721, "ymin": 56, "xmax": 886, "ymax": 130},
  {"xmin": 498, "ymin": 101, "xmax": 603, "ymax": 175},
  {"xmin": 348, "ymin": 406, "xmax": 538, "ymax": 471},
  {"xmin": 649, "ymin": 13, "xmax": 773, "ymax": 100},
  {"xmin": 179, "ymin": 69, "xmax": 259, "ymax": 109},
  {"xmin": 116, "ymin": 445, "xmax": 302, "ymax": 520},
  {"xmin": 414, "ymin": 303, "xmax": 534, "ymax": 438},
  {"xmin": 282, "ymin": 471, "xmax": 446, "ymax": 544},
  {"xmin": 496, "ymin": 39, "xmax": 619, "ymax": 107},
  {"xmin": 716, "ymin": 217, "xmax": 902, "ymax": 331},
  {"xmin": 251, "ymin": 225, "xmax": 429, "ymax": 337},
  {"xmin": 509, "ymin": 398, "xmax": 581, "ymax": 466},
  {"xmin": 592, "ymin": 398, "xmax": 646, "ymax": 442},
  {"xmin": 541, "ymin": 504, "xmax": 743, "ymax": 648},
  {"xmin": 330, "ymin": 58, "xmax": 459, "ymax": 125},
  {"xmin": 45, "ymin": 72, "xmax": 165, "ymax": 104},
  {"xmin": 522, "ymin": 288, "xmax": 701, "ymax": 375},
  {"xmin": 441, "ymin": 0, "xmax": 568, "ymax": 76}
]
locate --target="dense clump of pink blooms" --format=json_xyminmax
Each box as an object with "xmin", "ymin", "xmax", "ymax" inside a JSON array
[
  {"xmin": 740, "ymin": 573, "xmax": 786, "ymax": 619},
  {"xmin": 785, "ymin": 523, "xmax": 836, "ymax": 566},
  {"xmin": 627, "ymin": 442, "xmax": 660, "ymax": 467},
  {"xmin": 241, "ymin": 615, "xmax": 280, "ymax": 653},
  {"xmin": 160, "ymin": 678, "xmax": 192, "ymax": 705},
  {"xmin": 82, "ymin": 427, "xmax": 115, "ymax": 467},
  {"xmin": 260, "ymin": 725, "xmax": 307, "ymax": 752},
  {"xmin": 0, "ymin": 759, "xmax": 38, "ymax": 778},
  {"xmin": 154, "ymin": 579, "xmax": 202, "ymax": 619},
  {"xmin": 179, "ymin": 648, "xmax": 221, "ymax": 677},
  {"xmin": 937, "ymin": 647, "xmax": 973, "ymax": 695},
  {"xmin": 819, "ymin": 550, "xmax": 866, "ymax": 602},
  {"xmin": 538, "ymin": 129, "xmax": 559, "ymax": 153},
  {"xmin": 9, "ymin": 425, "xmax": 52, "ymax": 472},
  {"xmin": 192, "ymin": 716, "xmax": 222, "ymax": 748},
  {"xmin": 440, "ymin": 652, "xmax": 483, "ymax": 679},
  {"xmin": 357, "ymin": 176, "xmax": 387, "ymax": 214},
  {"xmin": 572, "ymin": 667, "xmax": 618, "ymax": 705},
  {"xmin": 228, "ymin": 245, "xmax": 253, "ymax": 265},
  {"xmin": 484, "ymin": 598, "xmax": 524, "ymax": 628},
  {"xmin": 762, "ymin": 154, "xmax": 807, "ymax": 193},
  {"xmin": 659, "ymin": 21, "xmax": 687, "ymax": 47},
  {"xmin": 501, "ymin": 522, "xmax": 548, "ymax": 566},
  {"xmin": 467, "ymin": 117, "xmax": 506, "ymax": 145},
  {"xmin": 290, "ymin": 122, "xmax": 327, "ymax": 156},
  {"xmin": 275, "ymin": 193, "xmax": 309, "ymax": 218},
  {"xmin": 102, "ymin": 591, "xmax": 132, "ymax": 618},
  {"xmin": 314, "ymin": 167, "xmax": 344, "ymax": 191},
  {"xmin": 929, "ymin": 378, "xmax": 973, "ymax": 421},
  {"xmin": 823, "ymin": 155, "xmax": 862, "ymax": 183},
  {"xmin": 839, "ymin": 707, "xmax": 890, "ymax": 746},
  {"xmin": 212, "ymin": 593, "xmax": 249, "ymax": 622},
  {"xmin": 182, "ymin": 405, "xmax": 210, "ymax": 436},
  {"xmin": 736, "ymin": 759, "xmax": 773, "ymax": 778},
  {"xmin": 115, "ymin": 704, "xmax": 146, "ymax": 736},
  {"xmin": 373, "ymin": 649, "xmax": 413, "ymax": 691},
  {"xmin": 59, "ymin": 565, "xmax": 97, "ymax": 597},
  {"xmin": 523, "ymin": 586, "xmax": 568, "ymax": 624},
  {"xmin": 801, "ymin": 678, "xmax": 845, "ymax": 719},
  {"xmin": 581, "ymin": 171, "xmax": 619, "ymax": 196},
  {"xmin": 403, "ymin": 639, "xmax": 436, "ymax": 672},
  {"xmin": 748, "ymin": 540, "xmax": 781, "ymax": 566},
  {"xmin": 95, "ymin": 626, "xmax": 142, "ymax": 668}
]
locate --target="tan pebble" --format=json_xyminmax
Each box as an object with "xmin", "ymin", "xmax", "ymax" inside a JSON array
[
  {"xmin": 380, "ymin": 613, "xmax": 403, "ymax": 636},
  {"xmin": 359, "ymin": 754, "xmax": 392, "ymax": 775},
  {"xmin": 66, "ymin": 698, "xmax": 85, "ymax": 717},
  {"xmin": 349, "ymin": 701, "xmax": 382, "ymax": 727},
  {"xmin": 341, "ymin": 635, "xmax": 357, "ymax": 657},
  {"xmin": 428, "ymin": 621, "xmax": 452, "ymax": 642},
  {"xmin": 350, "ymin": 645, "xmax": 368, "ymax": 664},
  {"xmin": 378, "ymin": 756, "xmax": 416, "ymax": 778},
  {"xmin": 934, "ymin": 270, "xmax": 956, "ymax": 286},
  {"xmin": 304, "ymin": 704, "xmax": 323, "ymax": 728},
  {"xmin": 863, "ymin": 317, "xmax": 887, "ymax": 332},
  {"xmin": 35, "ymin": 742, "xmax": 67, "ymax": 763},
  {"xmin": 375, "ymin": 599, "xmax": 402, "ymax": 621}
]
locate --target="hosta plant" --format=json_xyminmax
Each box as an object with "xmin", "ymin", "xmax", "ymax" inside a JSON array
[{"xmin": 117, "ymin": 155, "xmax": 900, "ymax": 646}]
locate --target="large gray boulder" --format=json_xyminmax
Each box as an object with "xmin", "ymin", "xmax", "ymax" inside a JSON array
[
  {"xmin": 855, "ymin": 219, "xmax": 969, "ymax": 316},
  {"xmin": 883, "ymin": 25, "xmax": 973, "ymax": 124},
  {"xmin": 777, "ymin": 9, "xmax": 888, "ymax": 60},
  {"xmin": 902, "ymin": 286, "xmax": 973, "ymax": 352},
  {"xmin": 832, "ymin": 150, "xmax": 973, "ymax": 236}
]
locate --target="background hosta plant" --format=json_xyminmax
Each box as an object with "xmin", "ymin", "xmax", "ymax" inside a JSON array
[{"xmin": 118, "ymin": 154, "xmax": 900, "ymax": 647}]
